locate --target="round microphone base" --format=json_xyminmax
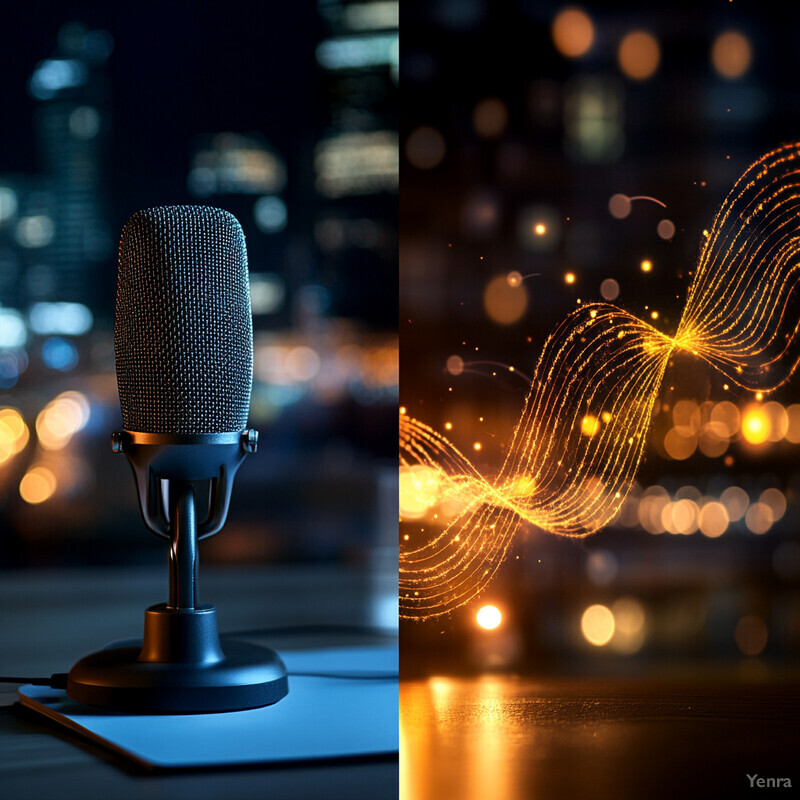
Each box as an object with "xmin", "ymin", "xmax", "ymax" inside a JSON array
[
  {"xmin": 67, "ymin": 640, "xmax": 288, "ymax": 713},
  {"xmin": 67, "ymin": 604, "xmax": 289, "ymax": 713}
]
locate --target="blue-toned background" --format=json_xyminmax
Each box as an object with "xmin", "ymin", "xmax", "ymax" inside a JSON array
[{"xmin": 0, "ymin": 2, "xmax": 398, "ymax": 579}]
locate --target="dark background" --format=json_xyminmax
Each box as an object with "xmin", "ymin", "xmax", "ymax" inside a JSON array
[{"xmin": 0, "ymin": 2, "xmax": 323, "ymax": 216}]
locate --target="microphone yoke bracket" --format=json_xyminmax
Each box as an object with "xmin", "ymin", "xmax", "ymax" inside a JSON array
[{"xmin": 112, "ymin": 429, "xmax": 258, "ymax": 539}]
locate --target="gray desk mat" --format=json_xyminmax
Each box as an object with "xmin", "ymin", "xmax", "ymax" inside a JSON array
[{"xmin": 18, "ymin": 644, "xmax": 398, "ymax": 770}]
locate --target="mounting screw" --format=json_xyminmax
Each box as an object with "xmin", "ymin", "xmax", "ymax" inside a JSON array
[
  {"xmin": 110, "ymin": 431, "xmax": 125, "ymax": 454},
  {"xmin": 242, "ymin": 428, "xmax": 259, "ymax": 453}
]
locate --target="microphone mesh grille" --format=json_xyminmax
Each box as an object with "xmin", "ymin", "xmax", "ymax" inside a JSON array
[{"xmin": 116, "ymin": 206, "xmax": 253, "ymax": 434}]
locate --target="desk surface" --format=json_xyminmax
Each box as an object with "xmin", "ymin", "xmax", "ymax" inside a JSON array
[
  {"xmin": 0, "ymin": 565, "xmax": 398, "ymax": 800},
  {"xmin": 400, "ymin": 673, "xmax": 800, "ymax": 800}
]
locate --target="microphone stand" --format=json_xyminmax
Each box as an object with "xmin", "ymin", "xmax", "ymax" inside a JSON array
[
  {"xmin": 66, "ymin": 434, "xmax": 289, "ymax": 714},
  {"xmin": 169, "ymin": 480, "xmax": 198, "ymax": 610}
]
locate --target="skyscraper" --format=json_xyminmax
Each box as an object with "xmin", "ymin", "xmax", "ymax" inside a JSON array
[
  {"xmin": 27, "ymin": 22, "xmax": 113, "ymax": 315},
  {"xmin": 314, "ymin": 0, "xmax": 399, "ymax": 326}
]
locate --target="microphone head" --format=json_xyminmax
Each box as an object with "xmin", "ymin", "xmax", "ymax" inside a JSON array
[{"xmin": 115, "ymin": 205, "xmax": 253, "ymax": 434}]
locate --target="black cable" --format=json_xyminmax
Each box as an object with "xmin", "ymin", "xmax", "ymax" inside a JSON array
[{"xmin": 0, "ymin": 674, "xmax": 68, "ymax": 688}]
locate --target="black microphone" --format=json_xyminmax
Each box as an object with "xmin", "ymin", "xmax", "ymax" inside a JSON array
[
  {"xmin": 113, "ymin": 206, "xmax": 257, "ymax": 550},
  {"xmin": 67, "ymin": 206, "xmax": 288, "ymax": 713}
]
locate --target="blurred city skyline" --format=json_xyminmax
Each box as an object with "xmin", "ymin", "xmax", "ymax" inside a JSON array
[{"xmin": 0, "ymin": 1, "xmax": 399, "ymax": 569}]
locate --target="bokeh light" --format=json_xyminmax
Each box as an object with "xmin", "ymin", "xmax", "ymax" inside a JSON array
[
  {"xmin": 608, "ymin": 193, "xmax": 631, "ymax": 219},
  {"xmin": 675, "ymin": 485, "xmax": 702, "ymax": 503},
  {"xmin": 551, "ymin": 7, "xmax": 594, "ymax": 59},
  {"xmin": 405, "ymin": 126, "xmax": 446, "ymax": 169},
  {"xmin": 638, "ymin": 485, "xmax": 669, "ymax": 534},
  {"xmin": 698, "ymin": 501, "xmax": 729, "ymax": 538},
  {"xmin": 745, "ymin": 502, "xmax": 773, "ymax": 534},
  {"xmin": 618, "ymin": 31, "xmax": 660, "ymax": 81},
  {"xmin": 19, "ymin": 466, "xmax": 57, "ymax": 505},
  {"xmin": 69, "ymin": 105, "xmax": 100, "ymax": 139},
  {"xmin": 484, "ymin": 274, "xmax": 528, "ymax": 324},
  {"xmin": 763, "ymin": 401, "xmax": 788, "ymax": 442},
  {"xmin": 580, "ymin": 414, "xmax": 600, "ymax": 437},
  {"xmin": 600, "ymin": 278, "xmax": 620, "ymax": 301},
  {"xmin": 0, "ymin": 186, "xmax": 18, "ymax": 222},
  {"xmin": 711, "ymin": 31, "xmax": 753, "ymax": 80},
  {"xmin": 673, "ymin": 400, "xmax": 701, "ymax": 434},
  {"xmin": 720, "ymin": 486, "xmax": 749, "ymax": 521},
  {"xmin": 476, "ymin": 605, "xmax": 502, "ymax": 630},
  {"xmin": 581, "ymin": 604, "xmax": 615, "ymax": 646},
  {"xmin": 698, "ymin": 421, "xmax": 728, "ymax": 458},
  {"xmin": 446, "ymin": 355, "xmax": 464, "ymax": 375},
  {"xmin": 285, "ymin": 346, "xmax": 321, "ymax": 382},
  {"xmin": 42, "ymin": 336, "xmax": 79, "ymax": 371},
  {"xmin": 741, "ymin": 404, "xmax": 770, "ymax": 445},
  {"xmin": 785, "ymin": 404, "xmax": 800, "ymax": 443},
  {"xmin": 759, "ymin": 488, "xmax": 786, "ymax": 521},
  {"xmin": 661, "ymin": 498, "xmax": 699, "ymax": 534},
  {"xmin": 253, "ymin": 195, "xmax": 288, "ymax": 233},
  {"xmin": 517, "ymin": 205, "xmax": 560, "ymax": 251},
  {"xmin": 399, "ymin": 465, "xmax": 440, "ymax": 520},
  {"xmin": 664, "ymin": 427, "xmax": 697, "ymax": 460},
  {"xmin": 0, "ymin": 407, "xmax": 29, "ymax": 463},
  {"xmin": 657, "ymin": 219, "xmax": 675, "ymax": 239},
  {"xmin": 16, "ymin": 214, "xmax": 55, "ymax": 248},
  {"xmin": 35, "ymin": 391, "xmax": 90, "ymax": 451},
  {"xmin": 710, "ymin": 401, "xmax": 740, "ymax": 437},
  {"xmin": 610, "ymin": 597, "xmax": 646, "ymax": 654}
]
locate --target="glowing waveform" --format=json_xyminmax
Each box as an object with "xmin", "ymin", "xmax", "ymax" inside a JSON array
[{"xmin": 400, "ymin": 143, "xmax": 800, "ymax": 619}]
